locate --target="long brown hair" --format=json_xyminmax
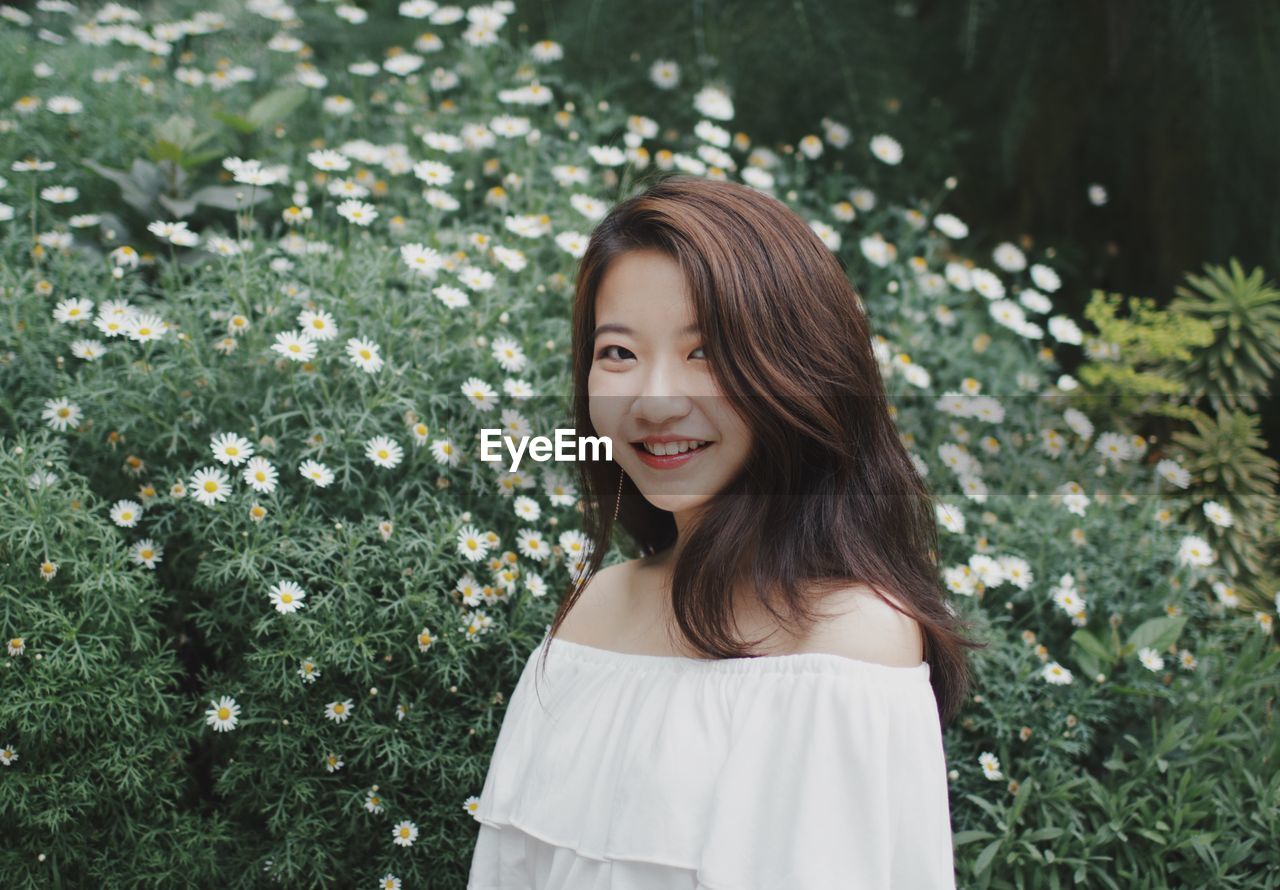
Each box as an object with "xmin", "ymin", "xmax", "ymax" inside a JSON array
[{"xmin": 536, "ymin": 173, "xmax": 984, "ymax": 726}]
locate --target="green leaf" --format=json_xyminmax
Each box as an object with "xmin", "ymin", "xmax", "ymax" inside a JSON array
[
  {"xmin": 952, "ymin": 830, "xmax": 996, "ymax": 846},
  {"xmin": 1123, "ymin": 615, "xmax": 1187, "ymax": 655},
  {"xmin": 973, "ymin": 838, "xmax": 1003, "ymax": 876},
  {"xmin": 188, "ymin": 185, "xmax": 275, "ymax": 212},
  {"xmin": 246, "ymin": 86, "xmax": 309, "ymax": 130},
  {"xmin": 212, "ymin": 111, "xmax": 256, "ymax": 135},
  {"xmin": 156, "ymin": 193, "xmax": 199, "ymax": 219},
  {"xmin": 149, "ymin": 139, "xmax": 186, "ymax": 164},
  {"xmin": 81, "ymin": 158, "xmax": 162, "ymax": 214},
  {"xmin": 1071, "ymin": 628, "xmax": 1114, "ymax": 662},
  {"xmin": 1008, "ymin": 775, "xmax": 1034, "ymax": 826}
]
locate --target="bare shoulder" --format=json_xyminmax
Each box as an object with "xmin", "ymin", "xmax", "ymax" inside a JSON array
[
  {"xmin": 552, "ymin": 560, "xmax": 639, "ymax": 646},
  {"xmin": 796, "ymin": 584, "xmax": 925, "ymax": 667}
]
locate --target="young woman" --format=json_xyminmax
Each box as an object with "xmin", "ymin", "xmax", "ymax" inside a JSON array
[{"xmin": 468, "ymin": 174, "xmax": 983, "ymax": 889}]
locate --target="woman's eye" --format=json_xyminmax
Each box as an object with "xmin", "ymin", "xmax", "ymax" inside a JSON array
[
  {"xmin": 690, "ymin": 346, "xmax": 707, "ymax": 360},
  {"xmin": 597, "ymin": 345, "xmax": 633, "ymax": 361}
]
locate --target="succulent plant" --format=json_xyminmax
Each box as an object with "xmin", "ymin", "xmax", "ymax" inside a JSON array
[{"xmin": 1166, "ymin": 258, "xmax": 1280, "ymax": 414}]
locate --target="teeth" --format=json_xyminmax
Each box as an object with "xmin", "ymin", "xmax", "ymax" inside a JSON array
[{"xmin": 641, "ymin": 440, "xmax": 708, "ymax": 456}]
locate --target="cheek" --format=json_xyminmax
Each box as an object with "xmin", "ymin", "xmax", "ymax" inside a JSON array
[{"xmin": 587, "ymin": 385, "xmax": 621, "ymax": 435}]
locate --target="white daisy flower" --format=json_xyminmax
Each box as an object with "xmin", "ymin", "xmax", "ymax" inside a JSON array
[
  {"xmin": 433, "ymin": 284, "xmax": 470, "ymax": 309},
  {"xmin": 650, "ymin": 58, "xmax": 680, "ymax": 89},
  {"xmin": 1137, "ymin": 647, "xmax": 1165, "ymax": 672},
  {"xmin": 40, "ymin": 185, "xmax": 78, "ymax": 204},
  {"xmin": 413, "ymin": 159, "xmax": 455, "ymax": 186},
  {"xmin": 307, "ymin": 149, "xmax": 351, "ymax": 171},
  {"xmin": 130, "ymin": 538, "xmax": 163, "ymax": 569},
  {"xmin": 490, "ymin": 336, "xmax": 528, "ymax": 373},
  {"xmin": 1202, "ymin": 500, "xmax": 1233, "ymax": 528},
  {"xmin": 46, "ymin": 96, "xmax": 83, "ymax": 114},
  {"xmin": 516, "ymin": 529, "xmax": 550, "ymax": 561},
  {"xmin": 1041, "ymin": 661, "xmax": 1074, "ymax": 685},
  {"xmin": 0, "ymin": 744, "xmax": 18, "ymax": 766},
  {"xmin": 869, "ymin": 134, "xmax": 903, "ymax": 165},
  {"xmin": 41, "ymin": 397, "xmax": 82, "ymax": 432},
  {"xmin": 1030, "ymin": 263, "xmax": 1061, "ymax": 292},
  {"xmin": 502, "ymin": 379, "xmax": 534, "ymax": 401},
  {"xmin": 124, "ymin": 312, "xmax": 168, "ymax": 342},
  {"xmin": 336, "ymin": 199, "xmax": 377, "ymax": 226},
  {"xmin": 513, "ymin": 495, "xmax": 541, "ymax": 521},
  {"xmin": 365, "ymin": 435, "xmax": 404, "ymax": 469},
  {"xmin": 205, "ymin": 695, "xmax": 240, "ymax": 732},
  {"xmin": 412, "ymin": 626, "xmax": 434, "ymax": 652},
  {"xmin": 299, "ymin": 459, "xmax": 335, "ymax": 487},
  {"xmin": 431, "ymin": 438, "xmax": 460, "ymax": 467},
  {"xmin": 991, "ymin": 241, "xmax": 1027, "ymax": 272},
  {"xmin": 297, "ymin": 308, "xmax": 338, "ymax": 341},
  {"xmin": 461, "ymin": 377, "xmax": 499, "ymax": 412},
  {"xmin": 346, "ymin": 336, "xmax": 384, "ymax": 373},
  {"xmin": 189, "ymin": 467, "xmax": 232, "ymax": 506},
  {"xmin": 525, "ymin": 572, "xmax": 547, "ymax": 598},
  {"xmin": 933, "ymin": 213, "xmax": 968, "ymax": 239},
  {"xmin": 391, "ymin": 819, "xmax": 418, "ymax": 847},
  {"xmin": 241, "ymin": 457, "xmax": 279, "ymax": 493},
  {"xmin": 1177, "ymin": 535, "xmax": 1214, "ymax": 568},
  {"xmin": 325, "ymin": 698, "xmax": 354, "ymax": 723},
  {"xmin": 693, "ymin": 85, "xmax": 734, "ymax": 120},
  {"xmin": 298, "ymin": 659, "xmax": 321, "ymax": 684},
  {"xmin": 53, "ymin": 297, "xmax": 93, "ymax": 324},
  {"xmin": 1155, "ymin": 458, "xmax": 1191, "ymax": 489},
  {"xmin": 109, "ymin": 499, "xmax": 143, "ymax": 527},
  {"xmin": 268, "ymin": 580, "xmax": 307, "ymax": 614},
  {"xmin": 271, "ymin": 330, "xmax": 318, "ymax": 362},
  {"xmin": 978, "ymin": 751, "xmax": 1003, "ymax": 781},
  {"xmin": 210, "ymin": 432, "xmax": 254, "ymax": 466},
  {"xmin": 69, "ymin": 339, "xmax": 108, "ymax": 360},
  {"xmin": 456, "ymin": 524, "xmax": 492, "ymax": 562},
  {"xmin": 401, "ymin": 242, "xmax": 444, "ymax": 278}
]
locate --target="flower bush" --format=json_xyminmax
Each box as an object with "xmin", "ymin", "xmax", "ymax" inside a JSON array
[{"xmin": 0, "ymin": 1, "xmax": 1275, "ymax": 888}]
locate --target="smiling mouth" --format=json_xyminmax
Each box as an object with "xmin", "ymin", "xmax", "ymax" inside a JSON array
[
  {"xmin": 629, "ymin": 441, "xmax": 715, "ymax": 470},
  {"xmin": 634, "ymin": 440, "xmax": 716, "ymax": 455}
]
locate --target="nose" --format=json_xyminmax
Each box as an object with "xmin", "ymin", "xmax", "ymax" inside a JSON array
[{"xmin": 630, "ymin": 356, "xmax": 694, "ymax": 426}]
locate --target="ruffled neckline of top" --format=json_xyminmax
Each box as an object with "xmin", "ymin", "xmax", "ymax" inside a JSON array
[{"xmin": 544, "ymin": 635, "xmax": 931, "ymax": 682}]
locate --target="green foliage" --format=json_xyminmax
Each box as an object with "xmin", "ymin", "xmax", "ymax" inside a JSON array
[
  {"xmin": 1168, "ymin": 408, "xmax": 1280, "ymax": 597},
  {"xmin": 0, "ymin": 430, "xmax": 217, "ymax": 887},
  {"xmin": 1167, "ymin": 258, "xmax": 1280, "ymax": 414},
  {"xmin": 954, "ymin": 630, "xmax": 1280, "ymax": 889},
  {"xmin": 1073, "ymin": 290, "xmax": 1214, "ymax": 423},
  {"xmin": 212, "ymin": 86, "xmax": 311, "ymax": 136},
  {"xmin": 81, "ymin": 155, "xmax": 273, "ymax": 237}
]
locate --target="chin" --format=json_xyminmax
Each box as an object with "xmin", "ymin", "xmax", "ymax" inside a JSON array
[{"xmin": 637, "ymin": 491, "xmax": 716, "ymax": 514}]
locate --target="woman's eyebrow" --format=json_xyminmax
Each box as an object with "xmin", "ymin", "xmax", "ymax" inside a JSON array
[{"xmin": 592, "ymin": 322, "xmax": 699, "ymax": 341}]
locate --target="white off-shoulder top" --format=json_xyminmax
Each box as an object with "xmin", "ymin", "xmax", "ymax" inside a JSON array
[{"xmin": 468, "ymin": 630, "xmax": 957, "ymax": 890}]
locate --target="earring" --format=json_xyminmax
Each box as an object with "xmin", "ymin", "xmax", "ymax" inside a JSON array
[{"xmin": 613, "ymin": 464, "xmax": 625, "ymax": 522}]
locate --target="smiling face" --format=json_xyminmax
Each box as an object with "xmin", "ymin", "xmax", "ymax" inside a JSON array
[{"xmin": 588, "ymin": 248, "xmax": 753, "ymax": 530}]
